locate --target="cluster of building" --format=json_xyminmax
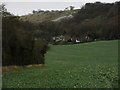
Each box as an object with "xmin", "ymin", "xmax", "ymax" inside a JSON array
[{"xmin": 52, "ymin": 35, "xmax": 92, "ymax": 44}]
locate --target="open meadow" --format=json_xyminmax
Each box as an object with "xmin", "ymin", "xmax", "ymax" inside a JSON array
[{"xmin": 2, "ymin": 40, "xmax": 118, "ymax": 88}]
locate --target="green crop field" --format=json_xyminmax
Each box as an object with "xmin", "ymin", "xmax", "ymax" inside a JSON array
[{"xmin": 2, "ymin": 40, "xmax": 118, "ymax": 88}]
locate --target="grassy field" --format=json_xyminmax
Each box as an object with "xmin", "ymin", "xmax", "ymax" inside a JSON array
[{"xmin": 2, "ymin": 40, "xmax": 118, "ymax": 88}]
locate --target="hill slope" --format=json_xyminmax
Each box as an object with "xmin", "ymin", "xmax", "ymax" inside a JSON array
[
  {"xmin": 18, "ymin": 2, "xmax": 119, "ymax": 42},
  {"xmin": 3, "ymin": 40, "xmax": 118, "ymax": 88},
  {"xmin": 19, "ymin": 10, "xmax": 78, "ymax": 23}
]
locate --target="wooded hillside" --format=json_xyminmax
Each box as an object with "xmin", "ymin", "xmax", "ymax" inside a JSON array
[{"xmin": 19, "ymin": 1, "xmax": 119, "ymax": 44}]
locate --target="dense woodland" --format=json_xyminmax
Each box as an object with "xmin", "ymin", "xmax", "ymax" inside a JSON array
[{"xmin": 1, "ymin": 1, "xmax": 120, "ymax": 66}]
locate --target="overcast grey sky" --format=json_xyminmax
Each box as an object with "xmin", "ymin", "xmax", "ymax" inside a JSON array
[{"xmin": 2, "ymin": 0, "xmax": 118, "ymax": 16}]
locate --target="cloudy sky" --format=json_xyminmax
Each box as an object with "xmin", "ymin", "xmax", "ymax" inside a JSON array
[{"xmin": 1, "ymin": 0, "xmax": 118, "ymax": 16}]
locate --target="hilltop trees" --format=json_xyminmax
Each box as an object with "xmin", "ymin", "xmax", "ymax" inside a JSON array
[
  {"xmin": 69, "ymin": 6, "xmax": 75, "ymax": 10},
  {"xmin": 65, "ymin": 6, "xmax": 75, "ymax": 10},
  {"xmin": 32, "ymin": 9, "xmax": 44, "ymax": 14}
]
